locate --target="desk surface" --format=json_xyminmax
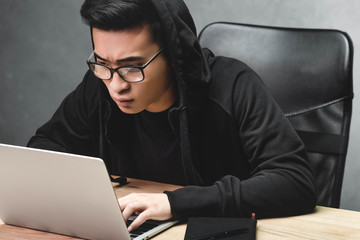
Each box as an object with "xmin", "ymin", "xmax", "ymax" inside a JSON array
[{"xmin": 1, "ymin": 178, "xmax": 360, "ymax": 240}]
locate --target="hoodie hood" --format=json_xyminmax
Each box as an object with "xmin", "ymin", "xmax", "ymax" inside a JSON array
[
  {"xmin": 89, "ymin": 0, "xmax": 211, "ymax": 107},
  {"xmin": 88, "ymin": 0, "xmax": 209, "ymax": 185},
  {"xmin": 150, "ymin": 0, "xmax": 211, "ymax": 106},
  {"xmin": 148, "ymin": 0, "xmax": 210, "ymax": 185}
]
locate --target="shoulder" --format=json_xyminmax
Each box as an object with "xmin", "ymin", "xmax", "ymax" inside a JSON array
[
  {"xmin": 73, "ymin": 70, "xmax": 102, "ymax": 98},
  {"xmin": 206, "ymin": 55, "xmax": 267, "ymax": 114},
  {"xmin": 61, "ymin": 70, "xmax": 104, "ymax": 118}
]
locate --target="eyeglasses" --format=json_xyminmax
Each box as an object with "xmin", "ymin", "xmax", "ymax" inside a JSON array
[{"xmin": 86, "ymin": 48, "xmax": 165, "ymax": 83}]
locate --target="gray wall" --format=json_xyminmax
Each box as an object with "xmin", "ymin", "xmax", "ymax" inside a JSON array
[
  {"xmin": 0, "ymin": 0, "xmax": 359, "ymax": 211},
  {"xmin": 0, "ymin": 0, "xmax": 92, "ymax": 145}
]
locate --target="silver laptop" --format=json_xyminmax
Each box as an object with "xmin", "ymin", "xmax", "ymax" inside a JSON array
[{"xmin": 0, "ymin": 143, "xmax": 177, "ymax": 240}]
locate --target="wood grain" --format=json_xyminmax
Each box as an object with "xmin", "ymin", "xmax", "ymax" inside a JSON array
[
  {"xmin": 112, "ymin": 177, "xmax": 183, "ymax": 198},
  {"xmin": 257, "ymin": 206, "xmax": 360, "ymax": 240},
  {"xmin": 1, "ymin": 178, "xmax": 360, "ymax": 240}
]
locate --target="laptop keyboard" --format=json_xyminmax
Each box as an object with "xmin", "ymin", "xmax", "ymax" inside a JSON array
[{"xmin": 127, "ymin": 219, "xmax": 160, "ymax": 239}]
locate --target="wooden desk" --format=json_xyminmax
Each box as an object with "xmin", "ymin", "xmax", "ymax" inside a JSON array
[{"xmin": 1, "ymin": 178, "xmax": 360, "ymax": 240}]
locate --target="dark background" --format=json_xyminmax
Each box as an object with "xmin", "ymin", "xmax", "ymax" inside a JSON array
[
  {"xmin": 0, "ymin": 0, "xmax": 91, "ymax": 145},
  {"xmin": 0, "ymin": 0, "xmax": 359, "ymax": 211}
]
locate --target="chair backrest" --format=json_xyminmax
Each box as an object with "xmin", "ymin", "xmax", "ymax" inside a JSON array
[{"xmin": 199, "ymin": 22, "xmax": 354, "ymax": 208}]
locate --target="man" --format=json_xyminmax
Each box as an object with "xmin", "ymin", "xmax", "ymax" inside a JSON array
[{"xmin": 28, "ymin": 0, "xmax": 317, "ymax": 232}]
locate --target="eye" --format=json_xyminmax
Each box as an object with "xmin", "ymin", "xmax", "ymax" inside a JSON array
[
  {"xmin": 97, "ymin": 61, "xmax": 107, "ymax": 66},
  {"xmin": 131, "ymin": 62, "xmax": 145, "ymax": 67}
]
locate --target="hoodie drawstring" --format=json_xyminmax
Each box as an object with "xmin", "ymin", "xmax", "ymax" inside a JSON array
[{"xmin": 179, "ymin": 107, "xmax": 204, "ymax": 186}]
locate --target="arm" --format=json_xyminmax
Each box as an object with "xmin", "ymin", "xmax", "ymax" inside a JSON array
[
  {"xmin": 233, "ymin": 69, "xmax": 317, "ymax": 218},
  {"xmin": 118, "ymin": 64, "xmax": 317, "ymax": 225},
  {"xmin": 166, "ymin": 66, "xmax": 317, "ymax": 220}
]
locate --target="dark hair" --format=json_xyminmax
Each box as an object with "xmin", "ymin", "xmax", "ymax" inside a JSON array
[{"xmin": 80, "ymin": 0, "xmax": 163, "ymax": 45}]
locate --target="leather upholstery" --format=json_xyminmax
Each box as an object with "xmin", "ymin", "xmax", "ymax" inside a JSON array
[{"xmin": 199, "ymin": 22, "xmax": 353, "ymax": 208}]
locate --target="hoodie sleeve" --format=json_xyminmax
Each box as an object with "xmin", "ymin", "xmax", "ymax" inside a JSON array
[
  {"xmin": 165, "ymin": 61, "xmax": 317, "ymax": 220},
  {"xmin": 232, "ymin": 68, "xmax": 318, "ymax": 218},
  {"xmin": 27, "ymin": 71, "xmax": 101, "ymax": 156}
]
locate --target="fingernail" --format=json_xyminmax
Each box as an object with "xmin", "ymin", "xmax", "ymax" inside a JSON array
[{"xmin": 128, "ymin": 226, "xmax": 133, "ymax": 232}]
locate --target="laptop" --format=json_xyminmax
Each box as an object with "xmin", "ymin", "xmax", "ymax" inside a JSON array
[{"xmin": 0, "ymin": 143, "xmax": 178, "ymax": 240}]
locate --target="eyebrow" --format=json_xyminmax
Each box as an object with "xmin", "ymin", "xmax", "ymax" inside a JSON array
[{"xmin": 94, "ymin": 52, "xmax": 146, "ymax": 64}]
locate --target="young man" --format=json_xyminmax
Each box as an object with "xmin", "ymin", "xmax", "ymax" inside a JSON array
[{"xmin": 28, "ymin": 0, "xmax": 317, "ymax": 231}]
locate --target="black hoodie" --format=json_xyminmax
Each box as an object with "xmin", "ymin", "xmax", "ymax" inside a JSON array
[{"xmin": 28, "ymin": 0, "xmax": 317, "ymax": 220}]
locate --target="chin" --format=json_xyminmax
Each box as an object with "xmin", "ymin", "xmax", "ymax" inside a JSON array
[{"xmin": 118, "ymin": 106, "xmax": 143, "ymax": 114}]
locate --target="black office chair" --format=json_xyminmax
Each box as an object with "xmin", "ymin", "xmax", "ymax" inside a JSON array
[{"xmin": 199, "ymin": 22, "xmax": 354, "ymax": 208}]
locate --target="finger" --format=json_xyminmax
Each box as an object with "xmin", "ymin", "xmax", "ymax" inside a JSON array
[
  {"xmin": 122, "ymin": 204, "xmax": 137, "ymax": 222},
  {"xmin": 118, "ymin": 193, "xmax": 138, "ymax": 211},
  {"xmin": 128, "ymin": 211, "xmax": 151, "ymax": 232},
  {"xmin": 122, "ymin": 200, "xmax": 148, "ymax": 222},
  {"xmin": 118, "ymin": 199, "xmax": 127, "ymax": 211}
]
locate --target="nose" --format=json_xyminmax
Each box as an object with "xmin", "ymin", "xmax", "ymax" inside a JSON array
[{"xmin": 109, "ymin": 71, "xmax": 130, "ymax": 93}]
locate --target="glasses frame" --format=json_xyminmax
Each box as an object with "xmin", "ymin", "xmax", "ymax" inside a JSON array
[{"xmin": 86, "ymin": 48, "xmax": 165, "ymax": 83}]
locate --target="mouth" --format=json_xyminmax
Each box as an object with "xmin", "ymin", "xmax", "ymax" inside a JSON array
[{"xmin": 113, "ymin": 98, "xmax": 134, "ymax": 107}]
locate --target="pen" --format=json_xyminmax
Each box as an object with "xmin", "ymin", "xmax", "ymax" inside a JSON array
[{"xmin": 191, "ymin": 227, "xmax": 249, "ymax": 240}]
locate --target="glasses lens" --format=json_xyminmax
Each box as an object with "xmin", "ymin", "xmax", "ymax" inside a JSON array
[
  {"xmin": 119, "ymin": 67, "xmax": 144, "ymax": 82},
  {"xmin": 90, "ymin": 64, "xmax": 111, "ymax": 80}
]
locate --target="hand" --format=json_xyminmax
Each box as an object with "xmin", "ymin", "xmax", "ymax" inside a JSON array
[{"xmin": 118, "ymin": 193, "xmax": 172, "ymax": 232}]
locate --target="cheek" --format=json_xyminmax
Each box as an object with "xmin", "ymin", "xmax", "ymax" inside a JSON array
[
  {"xmin": 144, "ymin": 75, "xmax": 169, "ymax": 98},
  {"xmin": 148, "ymin": 64, "xmax": 172, "ymax": 90}
]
